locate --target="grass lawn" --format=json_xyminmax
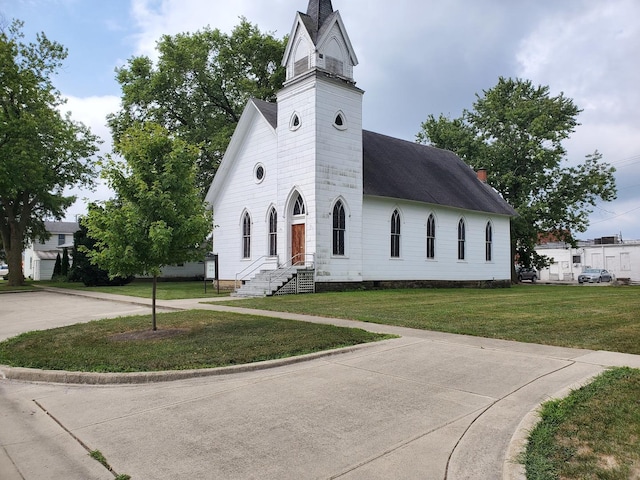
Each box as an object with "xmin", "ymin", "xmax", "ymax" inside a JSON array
[
  {"xmin": 0, "ymin": 310, "xmax": 393, "ymax": 372},
  {"xmin": 36, "ymin": 280, "xmax": 229, "ymax": 300},
  {"xmin": 523, "ymin": 367, "xmax": 640, "ymax": 479},
  {"xmin": 0, "ymin": 280, "xmax": 37, "ymax": 293},
  {"xmin": 217, "ymin": 285, "xmax": 640, "ymax": 354}
]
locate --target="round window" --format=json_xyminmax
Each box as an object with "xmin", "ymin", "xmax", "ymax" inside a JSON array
[{"xmin": 254, "ymin": 164, "xmax": 265, "ymax": 183}]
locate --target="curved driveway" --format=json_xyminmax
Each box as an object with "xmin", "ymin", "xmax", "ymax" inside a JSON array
[{"xmin": 2, "ymin": 289, "xmax": 639, "ymax": 479}]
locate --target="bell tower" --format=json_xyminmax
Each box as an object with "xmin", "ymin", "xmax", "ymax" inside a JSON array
[{"xmin": 277, "ymin": 0, "xmax": 364, "ymax": 284}]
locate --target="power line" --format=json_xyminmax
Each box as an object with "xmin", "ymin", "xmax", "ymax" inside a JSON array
[{"xmin": 590, "ymin": 204, "xmax": 640, "ymax": 225}]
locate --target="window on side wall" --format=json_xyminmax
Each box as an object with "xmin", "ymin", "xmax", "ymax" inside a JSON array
[
  {"xmin": 485, "ymin": 222, "xmax": 493, "ymax": 262},
  {"xmin": 426, "ymin": 214, "xmax": 436, "ymax": 259},
  {"xmin": 391, "ymin": 209, "xmax": 401, "ymax": 258},
  {"xmin": 457, "ymin": 219, "xmax": 466, "ymax": 260}
]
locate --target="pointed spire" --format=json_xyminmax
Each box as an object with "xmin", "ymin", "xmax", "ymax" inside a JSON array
[{"xmin": 306, "ymin": 0, "xmax": 334, "ymax": 32}]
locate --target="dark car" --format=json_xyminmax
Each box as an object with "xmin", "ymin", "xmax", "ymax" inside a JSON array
[
  {"xmin": 578, "ymin": 268, "xmax": 613, "ymax": 284},
  {"xmin": 517, "ymin": 266, "xmax": 538, "ymax": 283}
]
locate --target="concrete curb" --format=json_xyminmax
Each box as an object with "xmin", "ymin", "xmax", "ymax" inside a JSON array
[{"xmin": 0, "ymin": 340, "xmax": 391, "ymax": 385}]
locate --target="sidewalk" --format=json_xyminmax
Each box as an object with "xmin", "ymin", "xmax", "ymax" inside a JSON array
[{"xmin": 2, "ymin": 288, "xmax": 640, "ymax": 479}]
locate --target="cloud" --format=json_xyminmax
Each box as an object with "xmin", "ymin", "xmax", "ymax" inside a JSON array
[
  {"xmin": 515, "ymin": 0, "xmax": 640, "ymax": 238},
  {"xmin": 128, "ymin": 0, "xmax": 293, "ymax": 59},
  {"xmin": 59, "ymin": 94, "xmax": 121, "ymax": 220},
  {"xmin": 517, "ymin": 0, "xmax": 640, "ymax": 124}
]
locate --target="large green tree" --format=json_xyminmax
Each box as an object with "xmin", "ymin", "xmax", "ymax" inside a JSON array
[
  {"xmin": 0, "ymin": 20, "xmax": 99, "ymax": 286},
  {"xmin": 417, "ymin": 77, "xmax": 617, "ymax": 273},
  {"xmin": 108, "ymin": 19, "xmax": 286, "ymax": 194},
  {"xmin": 84, "ymin": 122, "xmax": 211, "ymax": 330}
]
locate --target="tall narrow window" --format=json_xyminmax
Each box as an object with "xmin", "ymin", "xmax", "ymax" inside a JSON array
[
  {"xmin": 457, "ymin": 219, "xmax": 466, "ymax": 260},
  {"xmin": 268, "ymin": 208, "xmax": 277, "ymax": 257},
  {"xmin": 242, "ymin": 212, "xmax": 251, "ymax": 259},
  {"xmin": 391, "ymin": 209, "xmax": 401, "ymax": 258},
  {"xmin": 485, "ymin": 222, "xmax": 493, "ymax": 262},
  {"xmin": 293, "ymin": 193, "xmax": 305, "ymax": 215},
  {"xmin": 333, "ymin": 200, "xmax": 346, "ymax": 256},
  {"xmin": 426, "ymin": 214, "xmax": 436, "ymax": 259}
]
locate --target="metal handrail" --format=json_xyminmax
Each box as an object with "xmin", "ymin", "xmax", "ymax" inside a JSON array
[
  {"xmin": 268, "ymin": 253, "xmax": 315, "ymax": 292},
  {"xmin": 234, "ymin": 255, "xmax": 278, "ymax": 290}
]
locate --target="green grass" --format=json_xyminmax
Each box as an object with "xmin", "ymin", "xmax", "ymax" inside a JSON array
[
  {"xmin": 217, "ymin": 285, "xmax": 640, "ymax": 354},
  {"xmin": 0, "ymin": 310, "xmax": 393, "ymax": 372},
  {"xmin": 37, "ymin": 280, "xmax": 229, "ymax": 299},
  {"xmin": 523, "ymin": 367, "xmax": 640, "ymax": 479},
  {"xmin": 0, "ymin": 279, "xmax": 37, "ymax": 293}
]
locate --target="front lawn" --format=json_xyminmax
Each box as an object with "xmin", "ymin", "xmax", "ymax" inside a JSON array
[
  {"xmin": 217, "ymin": 285, "xmax": 640, "ymax": 354},
  {"xmin": 0, "ymin": 310, "xmax": 393, "ymax": 372}
]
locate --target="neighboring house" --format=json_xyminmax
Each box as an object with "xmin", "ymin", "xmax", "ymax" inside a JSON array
[
  {"xmin": 23, "ymin": 221, "xmax": 205, "ymax": 281},
  {"xmin": 536, "ymin": 236, "xmax": 640, "ymax": 283},
  {"xmin": 23, "ymin": 221, "xmax": 78, "ymax": 280},
  {"xmin": 205, "ymin": 0, "xmax": 517, "ymax": 294}
]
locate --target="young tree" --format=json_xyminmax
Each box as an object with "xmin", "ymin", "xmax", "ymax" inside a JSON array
[
  {"xmin": 84, "ymin": 122, "xmax": 211, "ymax": 330},
  {"xmin": 108, "ymin": 19, "xmax": 286, "ymax": 194},
  {"xmin": 417, "ymin": 77, "xmax": 617, "ymax": 274},
  {"xmin": 0, "ymin": 20, "xmax": 100, "ymax": 286}
]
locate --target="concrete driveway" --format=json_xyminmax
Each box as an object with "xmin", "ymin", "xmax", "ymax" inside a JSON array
[{"xmin": 1, "ymin": 289, "xmax": 640, "ymax": 479}]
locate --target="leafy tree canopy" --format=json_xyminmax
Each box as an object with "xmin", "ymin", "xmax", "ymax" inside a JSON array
[
  {"xmin": 417, "ymin": 77, "xmax": 617, "ymax": 269},
  {"xmin": 0, "ymin": 20, "xmax": 100, "ymax": 286},
  {"xmin": 108, "ymin": 18, "xmax": 287, "ymax": 194},
  {"xmin": 84, "ymin": 122, "xmax": 211, "ymax": 329}
]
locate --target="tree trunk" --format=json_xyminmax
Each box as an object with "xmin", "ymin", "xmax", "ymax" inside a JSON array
[
  {"xmin": 4, "ymin": 223, "xmax": 25, "ymax": 287},
  {"xmin": 152, "ymin": 274, "xmax": 158, "ymax": 331}
]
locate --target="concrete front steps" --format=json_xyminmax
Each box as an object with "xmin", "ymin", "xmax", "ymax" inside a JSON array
[{"xmin": 232, "ymin": 267, "xmax": 315, "ymax": 297}]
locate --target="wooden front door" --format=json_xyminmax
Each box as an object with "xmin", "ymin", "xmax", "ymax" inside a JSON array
[{"xmin": 291, "ymin": 224, "xmax": 305, "ymax": 265}]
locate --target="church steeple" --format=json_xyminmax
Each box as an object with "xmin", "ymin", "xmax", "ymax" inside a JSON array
[
  {"xmin": 305, "ymin": 0, "xmax": 334, "ymax": 38},
  {"xmin": 282, "ymin": 0, "xmax": 358, "ymax": 83}
]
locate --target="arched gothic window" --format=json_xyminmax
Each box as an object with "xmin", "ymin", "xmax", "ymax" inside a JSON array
[
  {"xmin": 333, "ymin": 200, "xmax": 346, "ymax": 256},
  {"xmin": 457, "ymin": 219, "xmax": 466, "ymax": 260},
  {"xmin": 293, "ymin": 193, "xmax": 306, "ymax": 215},
  {"xmin": 242, "ymin": 212, "xmax": 251, "ymax": 259},
  {"xmin": 391, "ymin": 209, "xmax": 401, "ymax": 258},
  {"xmin": 426, "ymin": 214, "xmax": 436, "ymax": 259},
  {"xmin": 485, "ymin": 222, "xmax": 493, "ymax": 262},
  {"xmin": 268, "ymin": 208, "xmax": 277, "ymax": 257}
]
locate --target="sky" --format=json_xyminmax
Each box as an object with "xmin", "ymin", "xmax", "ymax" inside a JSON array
[{"xmin": 2, "ymin": 0, "xmax": 640, "ymax": 241}]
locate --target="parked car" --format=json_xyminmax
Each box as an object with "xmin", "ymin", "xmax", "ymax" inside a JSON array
[
  {"xmin": 517, "ymin": 266, "xmax": 538, "ymax": 283},
  {"xmin": 0, "ymin": 264, "xmax": 8, "ymax": 279},
  {"xmin": 578, "ymin": 268, "xmax": 612, "ymax": 284}
]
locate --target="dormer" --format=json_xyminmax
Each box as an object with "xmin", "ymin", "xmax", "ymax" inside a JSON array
[{"xmin": 282, "ymin": 0, "xmax": 359, "ymax": 84}]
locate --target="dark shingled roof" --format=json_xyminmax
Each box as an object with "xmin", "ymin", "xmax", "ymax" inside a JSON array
[
  {"xmin": 363, "ymin": 131, "xmax": 516, "ymax": 216},
  {"xmin": 43, "ymin": 221, "xmax": 80, "ymax": 234},
  {"xmin": 250, "ymin": 99, "xmax": 516, "ymax": 216},
  {"xmin": 253, "ymin": 99, "xmax": 278, "ymax": 128}
]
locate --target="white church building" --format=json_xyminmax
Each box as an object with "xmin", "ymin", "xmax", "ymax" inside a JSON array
[{"xmin": 205, "ymin": 0, "xmax": 517, "ymax": 295}]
